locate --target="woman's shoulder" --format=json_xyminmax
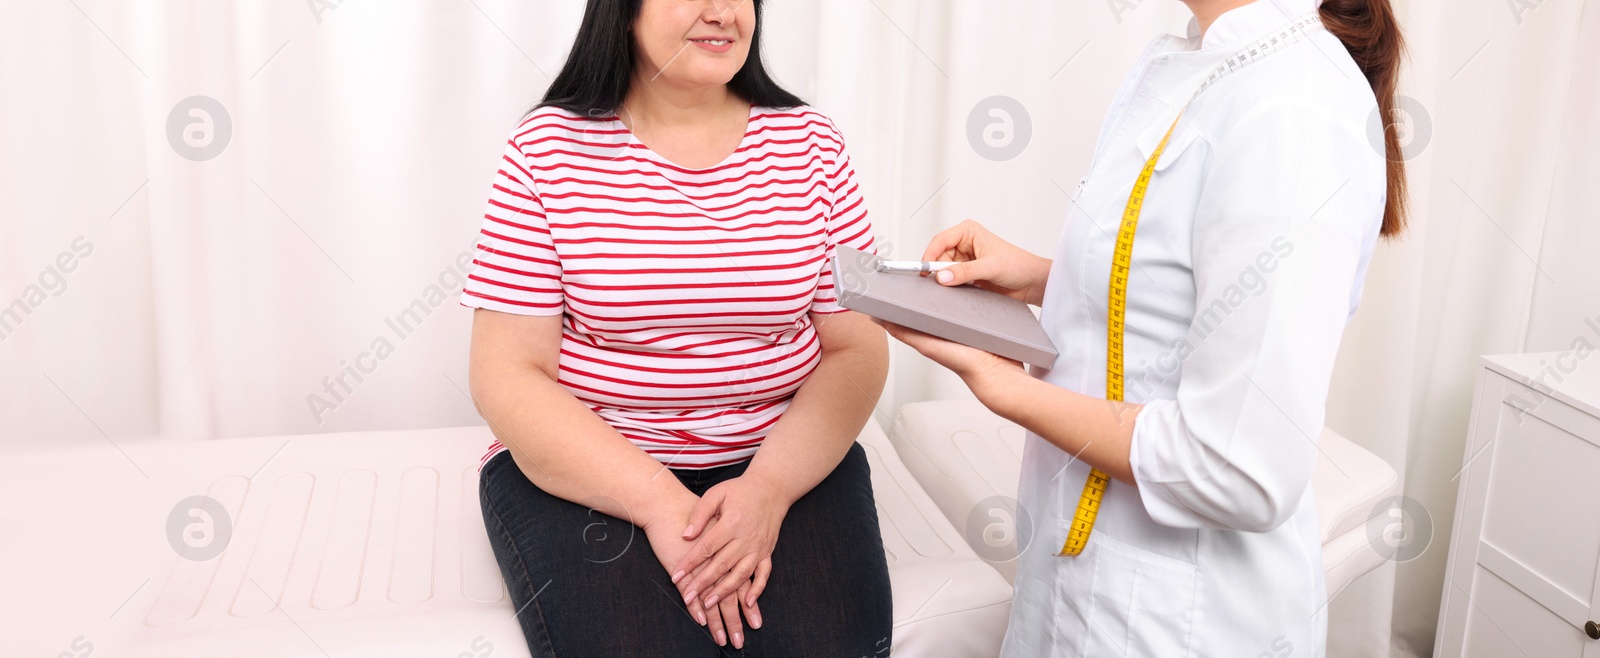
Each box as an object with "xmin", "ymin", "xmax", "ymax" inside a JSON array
[
  {"xmin": 751, "ymin": 104, "xmax": 847, "ymax": 152},
  {"xmin": 1243, "ymin": 36, "xmax": 1376, "ymax": 120},
  {"xmin": 1198, "ymin": 40, "xmax": 1378, "ymax": 149},
  {"xmin": 755, "ymin": 104, "xmax": 842, "ymax": 131},
  {"xmin": 508, "ymin": 105, "xmax": 619, "ymax": 146}
]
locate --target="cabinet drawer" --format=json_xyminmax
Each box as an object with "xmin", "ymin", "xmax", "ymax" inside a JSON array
[
  {"xmin": 1482, "ymin": 382, "xmax": 1600, "ymax": 609},
  {"xmin": 1464, "ymin": 564, "xmax": 1592, "ymax": 656},
  {"xmin": 1438, "ymin": 364, "xmax": 1600, "ymax": 658}
]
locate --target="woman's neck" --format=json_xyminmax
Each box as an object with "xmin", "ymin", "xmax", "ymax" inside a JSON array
[
  {"xmin": 1182, "ymin": 0, "xmax": 1260, "ymax": 38},
  {"xmin": 620, "ymin": 72, "xmax": 737, "ymax": 129}
]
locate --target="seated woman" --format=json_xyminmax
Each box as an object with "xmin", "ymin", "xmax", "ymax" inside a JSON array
[{"xmin": 463, "ymin": 0, "xmax": 892, "ymax": 655}]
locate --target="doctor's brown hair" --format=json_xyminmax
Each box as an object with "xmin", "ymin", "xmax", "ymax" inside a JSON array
[{"xmin": 1320, "ymin": 0, "xmax": 1408, "ymax": 239}]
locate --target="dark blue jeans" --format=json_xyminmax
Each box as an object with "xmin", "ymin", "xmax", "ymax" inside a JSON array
[{"xmin": 479, "ymin": 442, "xmax": 893, "ymax": 657}]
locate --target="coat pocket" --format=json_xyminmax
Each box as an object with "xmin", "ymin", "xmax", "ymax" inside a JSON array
[
  {"xmin": 1134, "ymin": 115, "xmax": 1202, "ymax": 173},
  {"xmin": 1071, "ymin": 531, "xmax": 1200, "ymax": 657},
  {"xmin": 1153, "ymin": 124, "xmax": 1200, "ymax": 172}
]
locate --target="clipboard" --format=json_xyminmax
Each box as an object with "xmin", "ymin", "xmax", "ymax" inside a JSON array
[{"xmin": 831, "ymin": 246, "xmax": 1058, "ymax": 369}]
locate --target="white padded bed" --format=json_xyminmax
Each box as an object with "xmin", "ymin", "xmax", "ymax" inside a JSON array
[
  {"xmin": 888, "ymin": 398, "xmax": 1402, "ymax": 595},
  {"xmin": 4, "ymin": 422, "xmax": 1010, "ymax": 657}
]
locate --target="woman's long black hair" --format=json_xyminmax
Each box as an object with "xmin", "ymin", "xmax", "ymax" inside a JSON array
[{"xmin": 537, "ymin": 0, "xmax": 804, "ymax": 117}]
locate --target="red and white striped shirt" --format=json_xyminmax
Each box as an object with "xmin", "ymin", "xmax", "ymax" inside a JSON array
[{"xmin": 463, "ymin": 104, "xmax": 875, "ymax": 469}]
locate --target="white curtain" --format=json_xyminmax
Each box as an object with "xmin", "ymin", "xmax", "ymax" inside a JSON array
[
  {"xmin": 1322, "ymin": 0, "xmax": 1600, "ymax": 655},
  {"xmin": 3, "ymin": 1, "xmax": 1595, "ymax": 655}
]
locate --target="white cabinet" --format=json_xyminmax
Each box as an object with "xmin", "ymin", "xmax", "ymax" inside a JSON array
[{"xmin": 1436, "ymin": 353, "xmax": 1600, "ymax": 657}]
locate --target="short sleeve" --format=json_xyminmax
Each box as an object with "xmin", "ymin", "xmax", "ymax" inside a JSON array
[
  {"xmin": 810, "ymin": 121, "xmax": 877, "ymax": 314},
  {"xmin": 461, "ymin": 131, "xmax": 565, "ymax": 316}
]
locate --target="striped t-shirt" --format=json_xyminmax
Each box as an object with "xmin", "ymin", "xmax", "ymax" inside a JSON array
[{"xmin": 463, "ymin": 104, "xmax": 876, "ymax": 469}]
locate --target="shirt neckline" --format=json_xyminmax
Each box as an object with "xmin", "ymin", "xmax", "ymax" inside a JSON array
[{"xmin": 617, "ymin": 103, "xmax": 759, "ymax": 173}]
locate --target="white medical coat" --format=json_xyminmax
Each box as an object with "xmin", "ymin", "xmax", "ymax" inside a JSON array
[{"xmin": 1001, "ymin": 0, "xmax": 1386, "ymax": 656}]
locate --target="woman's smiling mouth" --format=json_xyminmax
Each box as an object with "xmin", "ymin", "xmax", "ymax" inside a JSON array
[{"xmin": 689, "ymin": 37, "xmax": 734, "ymax": 53}]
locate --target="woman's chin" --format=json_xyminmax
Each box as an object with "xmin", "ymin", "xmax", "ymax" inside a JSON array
[{"xmin": 658, "ymin": 62, "xmax": 745, "ymax": 90}]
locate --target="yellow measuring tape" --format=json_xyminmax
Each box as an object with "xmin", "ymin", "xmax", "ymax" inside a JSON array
[
  {"xmin": 1053, "ymin": 10, "xmax": 1324, "ymax": 558},
  {"xmin": 1058, "ymin": 114, "xmax": 1182, "ymax": 557}
]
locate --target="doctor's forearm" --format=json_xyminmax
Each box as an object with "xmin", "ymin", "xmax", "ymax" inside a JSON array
[{"xmin": 973, "ymin": 369, "xmax": 1140, "ymax": 485}]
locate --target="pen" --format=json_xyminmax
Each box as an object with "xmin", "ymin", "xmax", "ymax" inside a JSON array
[{"xmin": 875, "ymin": 260, "xmax": 959, "ymax": 275}]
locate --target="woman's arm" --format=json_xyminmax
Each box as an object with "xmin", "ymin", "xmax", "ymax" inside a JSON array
[
  {"xmin": 469, "ymin": 309, "xmax": 697, "ymax": 528},
  {"xmin": 1107, "ymin": 100, "xmax": 1382, "ymax": 534},
  {"xmin": 671, "ymin": 310, "xmax": 888, "ymax": 609},
  {"xmin": 744, "ymin": 310, "xmax": 888, "ymax": 503},
  {"xmin": 883, "ymin": 218, "xmax": 1132, "ymax": 476},
  {"xmin": 878, "ymin": 326, "xmax": 1140, "ymax": 484},
  {"xmin": 976, "ymin": 368, "xmax": 1140, "ymax": 484},
  {"xmin": 471, "ymin": 309, "xmax": 764, "ymax": 640}
]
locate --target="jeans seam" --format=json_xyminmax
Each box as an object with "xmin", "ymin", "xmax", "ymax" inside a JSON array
[{"xmin": 482, "ymin": 460, "xmax": 560, "ymax": 658}]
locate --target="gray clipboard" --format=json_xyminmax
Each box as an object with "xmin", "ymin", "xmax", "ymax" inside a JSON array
[{"xmin": 831, "ymin": 246, "xmax": 1058, "ymax": 369}]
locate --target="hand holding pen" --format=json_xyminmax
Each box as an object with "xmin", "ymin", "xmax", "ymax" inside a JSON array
[{"xmin": 874, "ymin": 259, "xmax": 959, "ymax": 275}]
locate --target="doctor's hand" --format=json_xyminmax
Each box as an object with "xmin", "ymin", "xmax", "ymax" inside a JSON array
[
  {"xmin": 671, "ymin": 474, "xmax": 789, "ymax": 637},
  {"xmin": 922, "ymin": 219, "xmax": 1052, "ymax": 306},
  {"xmin": 877, "ymin": 320, "xmax": 1027, "ymax": 394},
  {"xmin": 644, "ymin": 499, "xmax": 762, "ymax": 648}
]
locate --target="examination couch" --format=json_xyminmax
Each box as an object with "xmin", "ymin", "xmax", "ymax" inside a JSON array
[
  {"xmin": 4, "ymin": 421, "xmax": 1010, "ymax": 657},
  {"xmin": 5, "ymin": 399, "xmax": 1397, "ymax": 657}
]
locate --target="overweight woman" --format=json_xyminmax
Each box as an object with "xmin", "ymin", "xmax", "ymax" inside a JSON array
[
  {"xmin": 882, "ymin": 0, "xmax": 1406, "ymax": 655},
  {"xmin": 461, "ymin": 0, "xmax": 891, "ymax": 655}
]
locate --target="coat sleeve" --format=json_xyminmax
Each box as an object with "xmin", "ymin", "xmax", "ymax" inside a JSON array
[{"xmin": 1127, "ymin": 96, "xmax": 1385, "ymax": 533}]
